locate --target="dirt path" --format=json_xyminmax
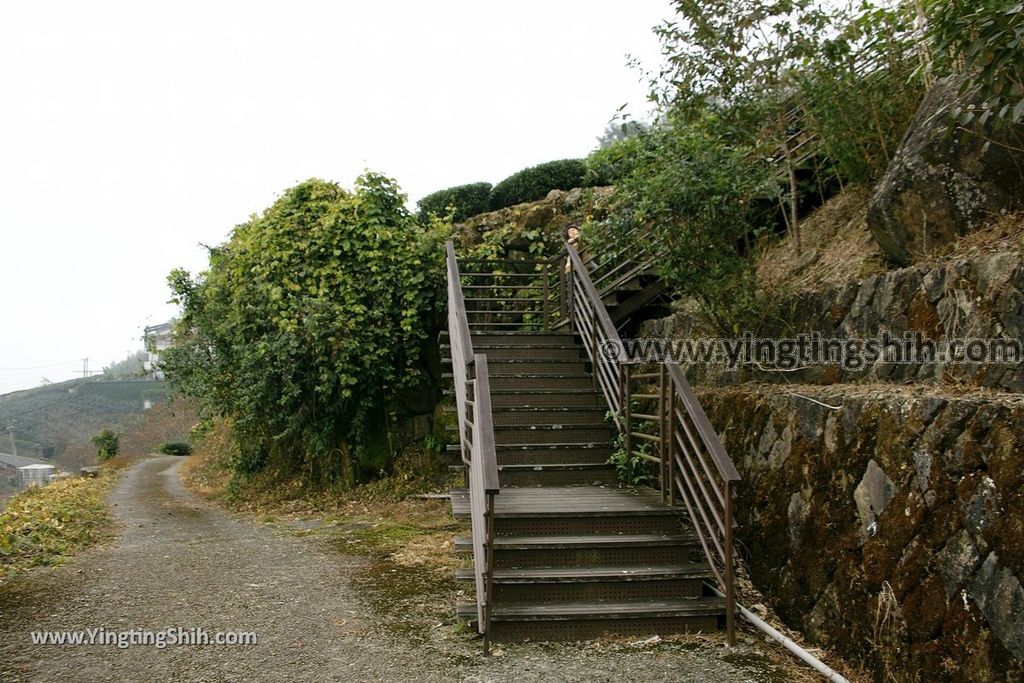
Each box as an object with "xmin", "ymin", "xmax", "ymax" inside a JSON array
[{"xmin": 0, "ymin": 457, "xmax": 809, "ymax": 682}]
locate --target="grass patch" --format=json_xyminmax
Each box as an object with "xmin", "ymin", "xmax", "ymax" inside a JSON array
[{"xmin": 0, "ymin": 474, "xmax": 116, "ymax": 584}]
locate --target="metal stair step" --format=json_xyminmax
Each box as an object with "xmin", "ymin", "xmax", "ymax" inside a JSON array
[
  {"xmin": 442, "ymin": 373, "xmax": 594, "ymax": 390},
  {"xmin": 450, "ymin": 487, "xmax": 681, "ymax": 518},
  {"xmin": 498, "ymin": 462, "xmax": 617, "ymax": 486},
  {"xmin": 442, "ymin": 359, "xmax": 589, "ymax": 373},
  {"xmin": 441, "ymin": 344, "xmax": 582, "ymax": 361},
  {"xmin": 453, "ymin": 532, "xmax": 697, "ymax": 552},
  {"xmin": 456, "ymin": 564, "xmax": 713, "ymax": 583},
  {"xmin": 444, "ymin": 388, "xmax": 601, "ymax": 408},
  {"xmin": 457, "ymin": 597, "xmax": 724, "ymax": 622}
]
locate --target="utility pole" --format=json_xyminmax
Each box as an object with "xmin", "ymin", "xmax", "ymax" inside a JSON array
[
  {"xmin": 80, "ymin": 357, "xmax": 90, "ymax": 378},
  {"xmin": 6, "ymin": 425, "xmax": 16, "ymax": 457}
]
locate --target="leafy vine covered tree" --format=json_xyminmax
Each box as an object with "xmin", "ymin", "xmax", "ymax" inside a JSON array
[{"xmin": 162, "ymin": 174, "xmax": 446, "ymax": 485}]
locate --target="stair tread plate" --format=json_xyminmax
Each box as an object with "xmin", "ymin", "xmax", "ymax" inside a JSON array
[
  {"xmin": 448, "ymin": 443, "xmax": 613, "ymax": 452},
  {"xmin": 490, "ymin": 423, "xmax": 610, "ymax": 430},
  {"xmin": 442, "ymin": 373, "xmax": 591, "ymax": 378},
  {"xmin": 450, "ymin": 487, "xmax": 680, "ymax": 517},
  {"xmin": 455, "ymin": 563, "xmax": 713, "ymax": 583},
  {"xmin": 457, "ymin": 597, "xmax": 725, "ymax": 621},
  {"xmin": 473, "ymin": 389, "xmax": 600, "ymax": 395},
  {"xmin": 458, "ymin": 406, "xmax": 606, "ymax": 413},
  {"xmin": 498, "ymin": 463, "xmax": 613, "ymax": 471},
  {"xmin": 454, "ymin": 533, "xmax": 696, "ymax": 550}
]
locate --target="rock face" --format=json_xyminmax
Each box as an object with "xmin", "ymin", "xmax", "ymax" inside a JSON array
[
  {"xmin": 867, "ymin": 77, "xmax": 1024, "ymax": 265},
  {"xmin": 699, "ymin": 386, "xmax": 1024, "ymax": 681},
  {"xmin": 643, "ymin": 250, "xmax": 1024, "ymax": 392},
  {"xmin": 454, "ymin": 186, "xmax": 614, "ymax": 258}
]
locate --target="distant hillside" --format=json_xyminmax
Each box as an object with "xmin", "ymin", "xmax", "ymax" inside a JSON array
[{"xmin": 0, "ymin": 378, "xmax": 168, "ymax": 472}]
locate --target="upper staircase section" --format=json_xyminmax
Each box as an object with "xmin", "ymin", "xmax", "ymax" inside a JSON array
[{"xmin": 454, "ymin": 246, "xmax": 666, "ymax": 333}]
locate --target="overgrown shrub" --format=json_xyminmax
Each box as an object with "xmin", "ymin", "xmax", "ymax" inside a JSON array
[
  {"xmin": 589, "ymin": 122, "xmax": 774, "ymax": 332},
  {"xmin": 91, "ymin": 429, "xmax": 119, "ymax": 463},
  {"xmin": 158, "ymin": 442, "xmax": 193, "ymax": 456},
  {"xmin": 585, "ymin": 135, "xmax": 643, "ymax": 186},
  {"xmin": 162, "ymin": 174, "xmax": 447, "ymax": 486},
  {"xmin": 489, "ymin": 159, "xmax": 588, "ymax": 211},
  {"xmin": 798, "ymin": 2, "xmax": 927, "ymax": 183},
  {"xmin": 925, "ymin": 0, "xmax": 1024, "ymax": 127},
  {"xmin": 416, "ymin": 182, "xmax": 492, "ymax": 223}
]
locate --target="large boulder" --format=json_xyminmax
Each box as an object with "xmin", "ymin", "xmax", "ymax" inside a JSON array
[{"xmin": 867, "ymin": 77, "xmax": 1024, "ymax": 265}]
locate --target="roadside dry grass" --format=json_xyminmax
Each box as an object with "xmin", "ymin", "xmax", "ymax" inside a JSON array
[{"xmin": 0, "ymin": 472, "xmax": 118, "ymax": 585}]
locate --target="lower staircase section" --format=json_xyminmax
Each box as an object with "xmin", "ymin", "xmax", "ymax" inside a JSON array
[{"xmin": 450, "ymin": 486, "xmax": 725, "ymax": 641}]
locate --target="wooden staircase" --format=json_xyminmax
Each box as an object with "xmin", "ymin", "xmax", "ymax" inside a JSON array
[
  {"xmin": 443, "ymin": 243, "xmax": 739, "ymax": 648},
  {"xmin": 443, "ymin": 331, "xmax": 617, "ymax": 487}
]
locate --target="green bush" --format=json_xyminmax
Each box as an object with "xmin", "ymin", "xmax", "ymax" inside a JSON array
[
  {"xmin": 489, "ymin": 159, "xmax": 588, "ymax": 211},
  {"xmin": 590, "ymin": 122, "xmax": 774, "ymax": 333},
  {"xmin": 416, "ymin": 182, "xmax": 492, "ymax": 223},
  {"xmin": 158, "ymin": 442, "xmax": 193, "ymax": 456},
  {"xmin": 585, "ymin": 135, "xmax": 643, "ymax": 186},
  {"xmin": 161, "ymin": 174, "xmax": 447, "ymax": 486},
  {"xmin": 91, "ymin": 429, "xmax": 119, "ymax": 463}
]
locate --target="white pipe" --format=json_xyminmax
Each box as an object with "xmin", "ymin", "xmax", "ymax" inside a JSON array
[{"xmin": 707, "ymin": 585, "xmax": 850, "ymax": 683}]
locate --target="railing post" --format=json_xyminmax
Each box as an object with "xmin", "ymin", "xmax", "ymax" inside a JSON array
[
  {"xmin": 558, "ymin": 259, "xmax": 568, "ymax": 323},
  {"xmin": 659, "ymin": 363, "xmax": 667, "ymax": 502},
  {"xmin": 667, "ymin": 374, "xmax": 675, "ymax": 507},
  {"xmin": 483, "ymin": 492, "xmax": 496, "ymax": 655},
  {"xmin": 623, "ymin": 364, "xmax": 632, "ymax": 461},
  {"xmin": 724, "ymin": 478, "xmax": 736, "ymax": 647},
  {"xmin": 542, "ymin": 264, "xmax": 550, "ymax": 331}
]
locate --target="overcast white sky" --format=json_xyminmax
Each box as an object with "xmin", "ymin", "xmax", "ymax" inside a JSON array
[{"xmin": 0, "ymin": 0, "xmax": 670, "ymax": 395}]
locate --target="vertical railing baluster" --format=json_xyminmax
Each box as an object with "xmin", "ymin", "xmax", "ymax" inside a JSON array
[
  {"xmin": 542, "ymin": 263, "xmax": 550, "ymax": 330},
  {"xmin": 483, "ymin": 492, "xmax": 496, "ymax": 655},
  {"xmin": 623, "ymin": 364, "xmax": 632, "ymax": 463},
  {"xmin": 558, "ymin": 259, "xmax": 567, "ymax": 324},
  {"xmin": 667, "ymin": 388, "xmax": 676, "ymax": 507},
  {"xmin": 659, "ymin": 363, "xmax": 667, "ymax": 502},
  {"xmin": 725, "ymin": 478, "xmax": 735, "ymax": 646}
]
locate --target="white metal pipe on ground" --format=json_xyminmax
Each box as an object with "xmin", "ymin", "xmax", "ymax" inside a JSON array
[{"xmin": 707, "ymin": 584, "xmax": 850, "ymax": 683}]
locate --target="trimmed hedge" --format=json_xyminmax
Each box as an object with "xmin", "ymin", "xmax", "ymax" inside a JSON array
[
  {"xmin": 158, "ymin": 442, "xmax": 193, "ymax": 456},
  {"xmin": 489, "ymin": 159, "xmax": 588, "ymax": 211},
  {"xmin": 416, "ymin": 182, "xmax": 492, "ymax": 223}
]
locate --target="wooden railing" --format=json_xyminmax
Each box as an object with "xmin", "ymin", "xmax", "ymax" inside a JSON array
[
  {"xmin": 445, "ymin": 241, "xmax": 500, "ymax": 653},
  {"xmin": 565, "ymin": 243, "xmax": 741, "ymax": 646},
  {"xmin": 457, "ymin": 257, "xmax": 563, "ymax": 330},
  {"xmin": 566, "ymin": 246, "xmax": 624, "ymax": 428}
]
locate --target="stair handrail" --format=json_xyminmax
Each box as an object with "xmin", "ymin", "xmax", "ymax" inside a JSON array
[
  {"xmin": 445, "ymin": 240, "xmax": 499, "ymax": 653},
  {"xmin": 566, "ymin": 240, "xmax": 741, "ymax": 646},
  {"xmin": 566, "ymin": 244, "xmax": 625, "ymax": 428},
  {"xmin": 663, "ymin": 363, "xmax": 740, "ymax": 645}
]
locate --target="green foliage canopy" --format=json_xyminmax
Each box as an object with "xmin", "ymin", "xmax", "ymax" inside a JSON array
[
  {"xmin": 589, "ymin": 123, "xmax": 773, "ymax": 332},
  {"xmin": 926, "ymin": 0, "xmax": 1024, "ymax": 126},
  {"xmin": 416, "ymin": 182, "xmax": 492, "ymax": 223},
  {"xmin": 489, "ymin": 159, "xmax": 589, "ymax": 211},
  {"xmin": 162, "ymin": 174, "xmax": 446, "ymax": 484}
]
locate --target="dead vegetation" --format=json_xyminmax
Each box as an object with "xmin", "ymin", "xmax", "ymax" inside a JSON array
[
  {"xmin": 756, "ymin": 186, "xmax": 1024, "ymax": 297},
  {"xmin": 756, "ymin": 186, "xmax": 886, "ymax": 293}
]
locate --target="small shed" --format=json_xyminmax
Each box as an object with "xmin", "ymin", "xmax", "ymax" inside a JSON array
[{"xmin": 18, "ymin": 464, "xmax": 57, "ymax": 490}]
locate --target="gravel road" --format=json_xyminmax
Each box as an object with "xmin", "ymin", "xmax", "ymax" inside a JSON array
[{"xmin": 0, "ymin": 456, "xmax": 809, "ymax": 682}]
